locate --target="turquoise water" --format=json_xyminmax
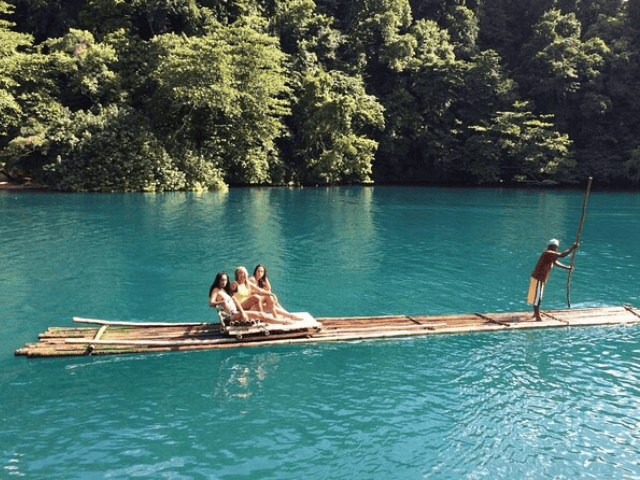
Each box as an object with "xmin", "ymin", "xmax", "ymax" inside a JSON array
[{"xmin": 1, "ymin": 187, "xmax": 640, "ymax": 479}]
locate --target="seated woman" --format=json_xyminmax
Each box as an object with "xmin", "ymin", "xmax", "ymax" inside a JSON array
[
  {"xmin": 249, "ymin": 263, "xmax": 281, "ymax": 308},
  {"xmin": 249, "ymin": 264, "xmax": 272, "ymax": 292},
  {"xmin": 230, "ymin": 267, "xmax": 264, "ymax": 313},
  {"xmin": 209, "ymin": 272, "xmax": 292, "ymax": 326},
  {"xmin": 250, "ymin": 263, "xmax": 288, "ymax": 312},
  {"xmin": 229, "ymin": 282, "xmax": 293, "ymax": 325},
  {"xmin": 238, "ymin": 265, "xmax": 303, "ymax": 321}
]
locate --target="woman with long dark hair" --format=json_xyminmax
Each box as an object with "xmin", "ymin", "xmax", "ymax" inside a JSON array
[
  {"xmin": 236, "ymin": 266, "xmax": 302, "ymax": 321},
  {"xmin": 250, "ymin": 264, "xmax": 271, "ymax": 291}
]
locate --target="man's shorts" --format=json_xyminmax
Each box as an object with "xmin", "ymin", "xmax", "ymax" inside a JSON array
[{"xmin": 527, "ymin": 278, "xmax": 544, "ymax": 306}]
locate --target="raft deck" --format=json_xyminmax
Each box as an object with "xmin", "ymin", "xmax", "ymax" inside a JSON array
[{"xmin": 15, "ymin": 306, "xmax": 640, "ymax": 358}]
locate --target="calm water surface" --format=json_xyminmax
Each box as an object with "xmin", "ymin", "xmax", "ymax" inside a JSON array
[{"xmin": 1, "ymin": 187, "xmax": 640, "ymax": 479}]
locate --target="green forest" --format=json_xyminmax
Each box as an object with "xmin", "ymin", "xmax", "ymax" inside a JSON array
[{"xmin": 1, "ymin": 0, "xmax": 640, "ymax": 191}]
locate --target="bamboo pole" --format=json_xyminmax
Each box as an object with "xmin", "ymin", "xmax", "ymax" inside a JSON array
[
  {"xmin": 567, "ymin": 177, "xmax": 593, "ymax": 308},
  {"xmin": 66, "ymin": 337, "xmax": 236, "ymax": 346},
  {"xmin": 73, "ymin": 317, "xmax": 209, "ymax": 327}
]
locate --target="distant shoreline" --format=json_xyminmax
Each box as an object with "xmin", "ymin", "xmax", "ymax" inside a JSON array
[
  {"xmin": 2, "ymin": 180, "xmax": 639, "ymax": 193},
  {"xmin": 0, "ymin": 181, "xmax": 48, "ymax": 191}
]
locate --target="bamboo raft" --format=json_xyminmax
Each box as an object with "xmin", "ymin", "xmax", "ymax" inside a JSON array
[{"xmin": 15, "ymin": 306, "xmax": 640, "ymax": 358}]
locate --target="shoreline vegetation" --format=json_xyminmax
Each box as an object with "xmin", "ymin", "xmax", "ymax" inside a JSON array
[
  {"xmin": 5, "ymin": 178, "xmax": 638, "ymax": 193},
  {"xmin": 0, "ymin": 169, "xmax": 581, "ymax": 191},
  {"xmin": 2, "ymin": 0, "xmax": 640, "ymax": 193}
]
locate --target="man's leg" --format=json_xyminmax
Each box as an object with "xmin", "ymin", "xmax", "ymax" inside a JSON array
[
  {"xmin": 533, "ymin": 304, "xmax": 542, "ymax": 321},
  {"xmin": 533, "ymin": 281, "xmax": 544, "ymax": 321},
  {"xmin": 527, "ymin": 277, "xmax": 543, "ymax": 321}
]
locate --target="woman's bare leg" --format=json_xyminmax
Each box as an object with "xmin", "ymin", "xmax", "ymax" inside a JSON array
[
  {"xmin": 242, "ymin": 296, "xmax": 263, "ymax": 312},
  {"xmin": 273, "ymin": 305, "xmax": 303, "ymax": 321},
  {"xmin": 247, "ymin": 311, "xmax": 293, "ymax": 325},
  {"xmin": 259, "ymin": 295, "xmax": 290, "ymax": 320}
]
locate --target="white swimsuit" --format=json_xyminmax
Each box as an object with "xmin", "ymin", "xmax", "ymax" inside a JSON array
[{"xmin": 217, "ymin": 291, "xmax": 238, "ymax": 321}]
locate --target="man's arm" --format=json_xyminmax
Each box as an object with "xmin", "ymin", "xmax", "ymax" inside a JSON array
[
  {"xmin": 554, "ymin": 242, "xmax": 579, "ymax": 269},
  {"xmin": 558, "ymin": 242, "xmax": 579, "ymax": 258},
  {"xmin": 554, "ymin": 260, "xmax": 572, "ymax": 270}
]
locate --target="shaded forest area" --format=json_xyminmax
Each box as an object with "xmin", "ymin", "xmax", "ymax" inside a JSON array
[{"xmin": 2, "ymin": 0, "xmax": 640, "ymax": 191}]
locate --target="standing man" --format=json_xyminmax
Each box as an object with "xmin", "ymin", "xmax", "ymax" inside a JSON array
[{"xmin": 528, "ymin": 239, "xmax": 579, "ymax": 321}]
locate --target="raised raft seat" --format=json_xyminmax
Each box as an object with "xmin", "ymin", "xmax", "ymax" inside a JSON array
[{"xmin": 220, "ymin": 311, "xmax": 322, "ymax": 340}]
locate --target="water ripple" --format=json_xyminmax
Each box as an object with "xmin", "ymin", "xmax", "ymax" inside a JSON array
[{"xmin": 3, "ymin": 189, "xmax": 640, "ymax": 479}]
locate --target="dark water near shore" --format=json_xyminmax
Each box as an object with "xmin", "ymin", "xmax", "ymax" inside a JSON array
[{"xmin": 1, "ymin": 187, "xmax": 639, "ymax": 479}]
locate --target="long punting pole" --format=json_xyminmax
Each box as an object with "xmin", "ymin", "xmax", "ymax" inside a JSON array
[{"xmin": 567, "ymin": 177, "xmax": 593, "ymax": 308}]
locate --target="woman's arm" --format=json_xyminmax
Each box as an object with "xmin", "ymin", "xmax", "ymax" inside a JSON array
[
  {"xmin": 232, "ymin": 296, "xmax": 249, "ymax": 321},
  {"xmin": 209, "ymin": 290, "xmax": 226, "ymax": 308},
  {"xmin": 248, "ymin": 281, "xmax": 276, "ymax": 297}
]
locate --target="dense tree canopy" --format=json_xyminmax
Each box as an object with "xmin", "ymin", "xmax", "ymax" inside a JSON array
[{"xmin": 1, "ymin": 0, "xmax": 640, "ymax": 190}]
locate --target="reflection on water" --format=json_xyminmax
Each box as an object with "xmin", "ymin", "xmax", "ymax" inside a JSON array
[{"xmin": 213, "ymin": 352, "xmax": 283, "ymax": 407}]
